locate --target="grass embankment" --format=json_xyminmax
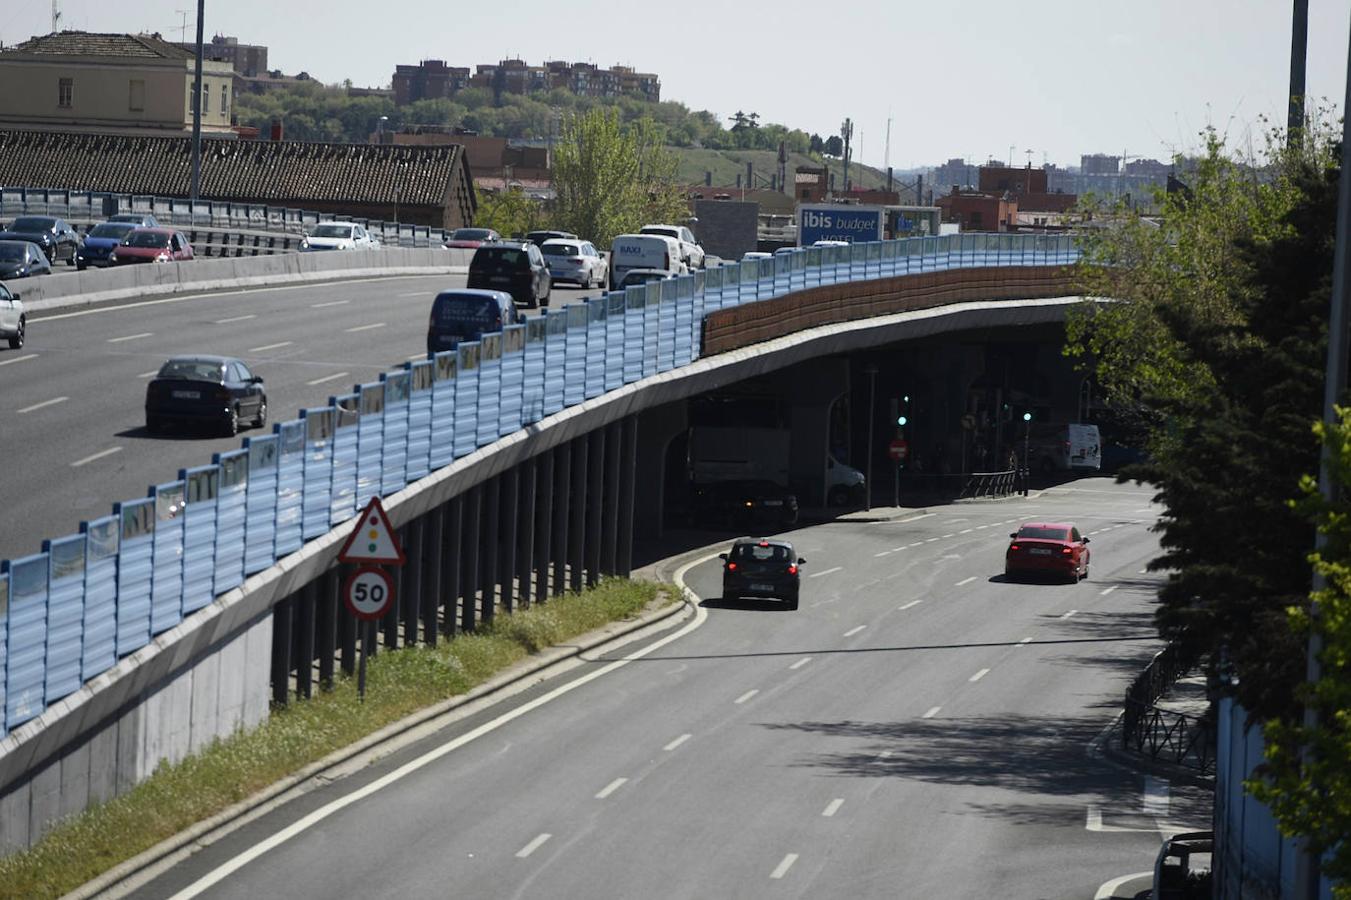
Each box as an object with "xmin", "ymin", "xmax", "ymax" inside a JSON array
[{"xmin": 0, "ymin": 578, "xmax": 669, "ymax": 900}]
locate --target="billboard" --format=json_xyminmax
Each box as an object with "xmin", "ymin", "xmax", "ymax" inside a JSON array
[{"xmin": 797, "ymin": 204, "xmax": 885, "ymax": 246}]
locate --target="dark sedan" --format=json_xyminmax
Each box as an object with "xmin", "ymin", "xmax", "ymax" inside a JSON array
[
  {"xmin": 76, "ymin": 222, "xmax": 139, "ymax": 270},
  {"xmin": 0, "ymin": 241, "xmax": 53, "ymax": 279},
  {"xmin": 720, "ymin": 538, "xmax": 804, "ymax": 609},
  {"xmin": 145, "ymin": 355, "xmax": 267, "ymax": 437},
  {"xmin": 0, "ymin": 216, "xmax": 80, "ymax": 266}
]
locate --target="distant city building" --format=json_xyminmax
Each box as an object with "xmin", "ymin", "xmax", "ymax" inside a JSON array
[
  {"xmin": 172, "ymin": 34, "xmax": 267, "ymax": 78},
  {"xmin": 931, "ymin": 157, "xmax": 975, "ymax": 193},
  {"xmin": 387, "ymin": 126, "xmax": 552, "ymax": 197},
  {"xmin": 977, "ymin": 165, "xmax": 1048, "ymax": 195},
  {"xmin": 392, "ymin": 58, "xmax": 660, "ymax": 106},
  {"xmin": 935, "ymin": 189, "xmax": 1018, "ymax": 232},
  {"xmin": 1124, "ymin": 157, "xmax": 1170, "ymax": 177},
  {"xmin": 1080, "ymin": 153, "xmax": 1121, "ymax": 175}
]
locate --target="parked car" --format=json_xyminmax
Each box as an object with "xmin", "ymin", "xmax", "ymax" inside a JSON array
[
  {"xmin": 0, "ymin": 282, "xmax": 25, "ymax": 349},
  {"xmin": 426, "ymin": 289, "xmax": 522, "ymax": 355},
  {"xmin": 741, "ymin": 251, "xmax": 772, "ymax": 261},
  {"xmin": 720, "ymin": 537, "xmax": 804, "ymax": 609},
  {"xmin": 608, "ymin": 233, "xmax": 685, "ymax": 288},
  {"xmin": 1004, "ymin": 522, "xmax": 1090, "ymax": 583},
  {"xmin": 76, "ymin": 222, "xmax": 139, "ymax": 269},
  {"xmin": 525, "ymin": 229, "xmax": 578, "ymax": 246},
  {"xmin": 110, "ymin": 228, "xmax": 194, "ymax": 265},
  {"xmin": 0, "ymin": 241, "xmax": 53, "ymax": 279},
  {"xmin": 0, "ymin": 216, "xmax": 80, "ymax": 266},
  {"xmin": 466, "ymin": 241, "xmax": 551, "ymax": 308},
  {"xmin": 106, "ymin": 213, "xmax": 160, "ymax": 228},
  {"xmin": 641, "ymin": 223, "xmax": 705, "ymax": 269},
  {"xmin": 444, "ymin": 227, "xmax": 501, "ymax": 249},
  {"xmin": 615, "ymin": 268, "xmax": 673, "ymax": 289},
  {"xmin": 144, "ymin": 355, "xmax": 267, "ymax": 436},
  {"xmin": 300, "ymin": 221, "xmax": 379, "ymax": 252},
  {"xmin": 693, "ymin": 480, "xmax": 799, "ymax": 528},
  {"xmin": 540, "ymin": 238, "xmax": 607, "ymax": 288}
]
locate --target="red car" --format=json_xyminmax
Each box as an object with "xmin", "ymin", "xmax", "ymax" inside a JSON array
[
  {"xmin": 443, "ymin": 227, "xmax": 501, "ymax": 249},
  {"xmin": 1005, "ymin": 522, "xmax": 1090, "ymax": 583},
  {"xmin": 110, "ymin": 228, "xmax": 194, "ymax": 265}
]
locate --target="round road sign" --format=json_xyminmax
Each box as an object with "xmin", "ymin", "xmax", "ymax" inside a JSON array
[
  {"xmin": 888, "ymin": 439, "xmax": 909, "ymax": 461},
  {"xmin": 343, "ymin": 566, "xmax": 395, "ymax": 621}
]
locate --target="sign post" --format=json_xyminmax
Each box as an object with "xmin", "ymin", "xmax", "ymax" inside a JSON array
[
  {"xmin": 339, "ymin": 498, "xmax": 406, "ymax": 701},
  {"xmin": 888, "ymin": 438, "xmax": 908, "ymax": 507}
]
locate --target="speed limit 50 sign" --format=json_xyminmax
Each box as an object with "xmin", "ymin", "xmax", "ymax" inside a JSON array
[{"xmin": 344, "ymin": 566, "xmax": 395, "ymax": 621}]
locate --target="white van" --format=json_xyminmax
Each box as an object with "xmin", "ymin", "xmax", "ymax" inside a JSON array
[
  {"xmin": 609, "ymin": 233, "xmax": 685, "ymax": 289},
  {"xmin": 1027, "ymin": 422, "xmax": 1101, "ymax": 473}
]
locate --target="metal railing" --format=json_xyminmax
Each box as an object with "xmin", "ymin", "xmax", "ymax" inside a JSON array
[
  {"xmin": 1121, "ymin": 641, "xmax": 1214, "ymax": 773},
  {"xmin": 959, "ymin": 468, "xmax": 1022, "ymax": 499},
  {"xmin": 0, "ymin": 233, "xmax": 1081, "ymax": 738}
]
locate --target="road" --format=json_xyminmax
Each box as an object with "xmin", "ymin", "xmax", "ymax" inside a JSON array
[
  {"xmin": 0, "ymin": 275, "xmax": 602, "ymax": 563},
  {"xmin": 122, "ymin": 479, "xmax": 1201, "ymax": 900}
]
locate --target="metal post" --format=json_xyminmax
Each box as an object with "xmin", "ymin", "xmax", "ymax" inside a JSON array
[
  {"xmin": 864, "ymin": 364, "xmax": 877, "ymax": 510},
  {"xmin": 481, "ymin": 477, "xmax": 499, "ymax": 626},
  {"xmin": 617, "ymin": 417, "xmax": 638, "ymax": 578},
  {"xmin": 1022, "ymin": 414, "xmax": 1031, "ymax": 496},
  {"xmin": 569, "ymin": 436, "xmax": 588, "ymax": 593},
  {"xmin": 271, "ymin": 593, "xmax": 292, "ymax": 707},
  {"xmin": 601, "ymin": 421, "xmax": 622, "ymax": 576},
  {"xmin": 422, "ymin": 506, "xmax": 442, "ymax": 646},
  {"xmin": 586, "ymin": 429, "xmax": 605, "ymax": 586},
  {"xmin": 517, "ymin": 458, "xmax": 536, "ymax": 608},
  {"xmin": 536, "ymin": 450, "xmax": 554, "ymax": 602},
  {"xmin": 189, "ymin": 0, "xmax": 205, "ymax": 201},
  {"xmin": 442, "ymin": 496, "xmax": 462, "ymax": 637},
  {"xmin": 1289, "ymin": 0, "xmax": 1310, "ymax": 148},
  {"xmin": 462, "ymin": 484, "xmax": 480, "ymax": 632},
  {"xmin": 500, "ymin": 467, "xmax": 519, "ymax": 614},
  {"xmin": 552, "ymin": 442, "xmax": 571, "ymax": 597}
]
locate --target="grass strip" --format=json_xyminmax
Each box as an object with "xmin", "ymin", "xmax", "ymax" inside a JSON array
[{"xmin": 0, "ymin": 578, "xmax": 666, "ymax": 899}]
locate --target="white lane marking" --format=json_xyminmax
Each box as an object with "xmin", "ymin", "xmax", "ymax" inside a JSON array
[
  {"xmin": 1139, "ymin": 568, "xmax": 1149, "ymax": 575},
  {"xmin": 922, "ymin": 706, "xmax": 941, "ymax": 719},
  {"xmin": 1061, "ymin": 610, "xmax": 1078, "ymax": 619},
  {"xmin": 1100, "ymin": 586, "xmax": 1117, "ymax": 596},
  {"xmin": 346, "ymin": 322, "xmax": 386, "ymax": 333},
  {"xmin": 311, "ymin": 299, "xmax": 349, "ymax": 308},
  {"xmin": 873, "ymin": 550, "xmax": 892, "ymax": 557},
  {"xmin": 925, "ymin": 537, "xmax": 939, "ymax": 543},
  {"xmin": 890, "ymin": 546, "xmax": 908, "ymax": 552},
  {"xmin": 248, "ymin": 340, "xmax": 293, "ymax": 352},
  {"xmin": 107, "ymin": 332, "xmax": 152, "ymax": 343},
  {"xmin": 959, "ymin": 528, "xmax": 973, "ymax": 534},
  {"xmin": 770, "ymin": 854, "xmax": 798, "ymax": 880},
  {"xmin": 1144, "ymin": 776, "xmax": 1169, "ymax": 816},
  {"xmin": 975, "ymin": 524, "xmax": 989, "ymax": 529},
  {"xmin": 942, "ymin": 533, "xmax": 954, "ymax": 539},
  {"xmin": 843, "ymin": 625, "xmax": 867, "ymax": 638},
  {"xmin": 898, "ymin": 599, "xmax": 922, "ymax": 610},
  {"xmin": 0, "ymin": 353, "xmax": 37, "ymax": 366},
  {"xmin": 734, "ymin": 689, "xmax": 759, "ymax": 705},
  {"xmin": 1086, "ymin": 806, "xmax": 1157, "ymax": 833},
  {"xmin": 215, "ymin": 313, "xmax": 256, "ymax": 324},
  {"xmin": 516, "ymin": 833, "xmax": 552, "ymax": 858},
  {"xmin": 663, "ymin": 734, "xmax": 691, "ymax": 751},
  {"xmin": 955, "ymin": 576, "xmax": 976, "ymax": 587},
  {"xmin": 876, "ymin": 749, "xmax": 893, "ymax": 761},
  {"xmin": 908, "ymin": 542, "xmax": 924, "ymax": 548},
  {"xmin": 167, "ymin": 560, "xmax": 713, "ymax": 898},
  {"xmin": 398, "ymin": 291, "xmax": 424, "ymax": 297},
  {"xmin": 969, "ymin": 668, "xmax": 990, "ymax": 682},
  {"xmin": 306, "ymin": 371, "xmax": 349, "ymax": 386},
  {"xmin": 1094, "ymin": 872, "xmax": 1154, "ymax": 899},
  {"xmin": 895, "ymin": 513, "xmax": 934, "ymax": 523},
  {"xmin": 1018, "ymin": 636, "xmax": 1033, "ymax": 646},
  {"xmin": 137, "ymin": 370, "xmax": 158, "ymax": 378},
  {"xmin": 595, "ymin": 777, "xmax": 628, "ymax": 799},
  {"xmin": 822, "ymin": 799, "xmax": 844, "ymax": 817},
  {"xmin": 18, "ymin": 396, "xmax": 68, "ymax": 414},
  {"xmin": 809, "ymin": 566, "xmax": 842, "ymax": 578},
  {"xmin": 71, "ymin": 446, "xmax": 122, "ymax": 467},
  {"xmin": 789, "ymin": 657, "xmax": 812, "ymax": 670}
]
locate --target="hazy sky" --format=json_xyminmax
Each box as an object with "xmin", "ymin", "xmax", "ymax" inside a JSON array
[{"xmin": 2, "ymin": 1, "xmax": 1347, "ymax": 169}]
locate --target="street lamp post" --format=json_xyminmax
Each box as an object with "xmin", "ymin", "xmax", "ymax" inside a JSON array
[
  {"xmin": 1022, "ymin": 412, "xmax": 1032, "ymax": 496},
  {"xmin": 864, "ymin": 363, "xmax": 878, "ymax": 511},
  {"xmin": 189, "ymin": 0, "xmax": 205, "ymax": 201}
]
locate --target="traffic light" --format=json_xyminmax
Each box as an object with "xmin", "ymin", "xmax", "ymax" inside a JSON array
[
  {"xmin": 1023, "ymin": 412, "xmax": 1032, "ymax": 423},
  {"xmin": 897, "ymin": 415, "xmax": 908, "ymax": 426}
]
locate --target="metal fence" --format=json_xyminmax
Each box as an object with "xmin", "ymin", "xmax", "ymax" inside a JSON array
[
  {"xmin": 1121, "ymin": 641, "xmax": 1214, "ymax": 773},
  {"xmin": 0, "ymin": 233, "xmax": 1080, "ymax": 738}
]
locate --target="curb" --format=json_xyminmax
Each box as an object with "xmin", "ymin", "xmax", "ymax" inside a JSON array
[{"xmin": 69, "ymin": 585, "xmax": 693, "ymax": 900}]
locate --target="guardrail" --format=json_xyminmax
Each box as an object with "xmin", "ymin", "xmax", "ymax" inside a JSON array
[
  {"xmin": 1121, "ymin": 641, "xmax": 1214, "ymax": 773},
  {"xmin": 1, "ymin": 186, "xmax": 452, "ymax": 249},
  {"xmin": 0, "ymin": 233, "xmax": 1080, "ymax": 739}
]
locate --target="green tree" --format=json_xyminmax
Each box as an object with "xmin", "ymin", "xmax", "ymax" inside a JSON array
[{"xmin": 473, "ymin": 186, "xmax": 546, "ymax": 237}]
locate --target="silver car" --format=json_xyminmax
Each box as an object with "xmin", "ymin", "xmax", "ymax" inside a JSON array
[
  {"xmin": 540, "ymin": 238, "xmax": 607, "ymax": 288},
  {"xmin": 0, "ymin": 281, "xmax": 26, "ymax": 349}
]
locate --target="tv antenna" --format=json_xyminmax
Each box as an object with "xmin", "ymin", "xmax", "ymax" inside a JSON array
[
  {"xmin": 176, "ymin": 9, "xmax": 190, "ymax": 42},
  {"xmin": 51, "ymin": 0, "xmax": 62, "ymax": 33}
]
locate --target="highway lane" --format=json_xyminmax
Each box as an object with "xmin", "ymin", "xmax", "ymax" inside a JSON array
[
  {"xmin": 0, "ymin": 276, "xmax": 602, "ymax": 563},
  {"xmin": 124, "ymin": 480, "xmax": 1195, "ymax": 900}
]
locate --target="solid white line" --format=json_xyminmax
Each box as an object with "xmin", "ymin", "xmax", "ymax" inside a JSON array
[
  {"xmin": 398, "ymin": 291, "xmax": 424, "ymax": 297},
  {"xmin": 137, "ymin": 370, "xmax": 158, "ymax": 378},
  {"xmin": 1061, "ymin": 610, "xmax": 1078, "ymax": 619},
  {"xmin": 311, "ymin": 299, "xmax": 349, "ymax": 308},
  {"xmin": 895, "ymin": 513, "xmax": 934, "ymax": 523},
  {"xmin": 734, "ymin": 689, "xmax": 759, "ymax": 705},
  {"xmin": 898, "ymin": 599, "xmax": 922, "ymax": 610},
  {"xmin": 770, "ymin": 854, "xmax": 798, "ymax": 880},
  {"xmin": 809, "ymin": 566, "xmax": 842, "ymax": 578},
  {"xmin": 922, "ymin": 706, "xmax": 941, "ymax": 719},
  {"xmin": 1094, "ymin": 872, "xmax": 1154, "ymax": 900},
  {"xmin": 345, "ymin": 322, "xmax": 386, "ymax": 333},
  {"xmin": 71, "ymin": 446, "xmax": 122, "ymax": 467},
  {"xmin": 595, "ymin": 777, "xmax": 628, "ymax": 799},
  {"xmin": 1100, "ymin": 586, "xmax": 1117, "ymax": 596},
  {"xmin": 306, "ymin": 371, "xmax": 349, "ymax": 386},
  {"xmin": 165, "ymin": 562, "xmax": 712, "ymax": 898},
  {"xmin": 955, "ymin": 576, "xmax": 976, "ymax": 587},
  {"xmin": 873, "ymin": 550, "xmax": 892, "ymax": 557},
  {"xmin": 0, "ymin": 353, "xmax": 37, "ymax": 366},
  {"xmin": 215, "ymin": 313, "xmax": 256, "ymax": 324},
  {"xmin": 516, "ymin": 833, "xmax": 552, "ymax": 858},
  {"xmin": 248, "ymin": 341, "xmax": 293, "ymax": 352},
  {"xmin": 969, "ymin": 668, "xmax": 990, "ymax": 682},
  {"xmin": 789, "ymin": 657, "xmax": 812, "ymax": 670},
  {"xmin": 18, "ymin": 396, "xmax": 68, "ymax": 414},
  {"xmin": 843, "ymin": 625, "xmax": 866, "ymax": 638},
  {"xmin": 663, "ymin": 734, "xmax": 691, "ymax": 751},
  {"xmin": 822, "ymin": 799, "xmax": 844, "ymax": 817},
  {"xmin": 107, "ymin": 331, "xmax": 152, "ymax": 343}
]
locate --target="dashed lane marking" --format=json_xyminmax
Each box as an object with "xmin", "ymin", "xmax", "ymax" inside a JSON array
[
  {"xmin": 843, "ymin": 625, "xmax": 867, "ymax": 637},
  {"xmin": 107, "ymin": 332, "xmax": 152, "ymax": 343},
  {"xmin": 0, "ymin": 353, "xmax": 38, "ymax": 366},
  {"xmin": 955, "ymin": 576, "xmax": 976, "ymax": 587},
  {"xmin": 734, "ymin": 689, "xmax": 759, "ymax": 705},
  {"xmin": 789, "ymin": 657, "xmax": 812, "ymax": 670},
  {"xmin": 922, "ymin": 706, "xmax": 941, "ymax": 719},
  {"xmin": 663, "ymin": 734, "xmax": 691, "ymax": 751},
  {"xmin": 137, "ymin": 370, "xmax": 157, "ymax": 378},
  {"xmin": 898, "ymin": 599, "xmax": 922, "ymax": 610},
  {"xmin": 959, "ymin": 528, "xmax": 973, "ymax": 534},
  {"xmin": 874, "ymin": 550, "xmax": 892, "ymax": 557},
  {"xmin": 1061, "ymin": 610, "xmax": 1078, "ymax": 619},
  {"xmin": 770, "ymin": 854, "xmax": 799, "ymax": 880},
  {"xmin": 345, "ymin": 322, "xmax": 386, "ymax": 333},
  {"xmin": 969, "ymin": 668, "xmax": 990, "ymax": 682},
  {"xmin": 809, "ymin": 566, "xmax": 842, "ymax": 578},
  {"xmin": 1018, "ymin": 637, "xmax": 1033, "ymax": 646},
  {"xmin": 822, "ymin": 799, "xmax": 844, "ymax": 817},
  {"xmin": 516, "ymin": 834, "xmax": 552, "ymax": 858},
  {"xmin": 248, "ymin": 341, "xmax": 293, "ymax": 352},
  {"xmin": 1100, "ymin": 586, "xmax": 1117, "ymax": 596},
  {"xmin": 306, "ymin": 371, "xmax": 349, "ymax": 386},
  {"xmin": 18, "ymin": 396, "xmax": 68, "ymax": 414},
  {"xmin": 71, "ymin": 446, "xmax": 122, "ymax": 467},
  {"xmin": 215, "ymin": 314, "xmax": 256, "ymax": 324},
  {"xmin": 595, "ymin": 778, "xmax": 628, "ymax": 799},
  {"xmin": 311, "ymin": 300, "xmax": 349, "ymax": 308}
]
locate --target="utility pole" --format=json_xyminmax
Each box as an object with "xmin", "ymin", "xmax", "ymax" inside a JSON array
[
  {"xmin": 176, "ymin": 9, "xmax": 189, "ymax": 42},
  {"xmin": 841, "ymin": 118, "xmax": 853, "ymax": 193},
  {"xmin": 189, "ymin": 0, "xmax": 205, "ymax": 201},
  {"xmin": 884, "ymin": 114, "xmax": 892, "ymax": 172},
  {"xmin": 1289, "ymin": 0, "xmax": 1309, "ymax": 148}
]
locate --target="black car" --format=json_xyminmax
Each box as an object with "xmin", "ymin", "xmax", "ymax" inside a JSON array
[
  {"xmin": 0, "ymin": 241, "xmax": 53, "ymax": 279},
  {"xmin": 720, "ymin": 538, "xmax": 805, "ymax": 609},
  {"xmin": 693, "ymin": 480, "xmax": 799, "ymax": 528},
  {"xmin": 145, "ymin": 355, "xmax": 267, "ymax": 437},
  {"xmin": 427, "ymin": 288, "xmax": 522, "ymax": 355},
  {"xmin": 106, "ymin": 213, "xmax": 160, "ymax": 228},
  {"xmin": 467, "ymin": 241, "xmax": 551, "ymax": 309},
  {"xmin": 0, "ymin": 216, "xmax": 80, "ymax": 266}
]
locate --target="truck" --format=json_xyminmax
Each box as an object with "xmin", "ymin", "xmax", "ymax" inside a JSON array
[
  {"xmin": 688, "ymin": 426, "xmax": 866, "ymax": 506},
  {"xmin": 1025, "ymin": 422, "xmax": 1102, "ymax": 473}
]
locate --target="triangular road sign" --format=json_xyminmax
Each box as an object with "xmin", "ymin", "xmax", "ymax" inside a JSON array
[{"xmin": 338, "ymin": 497, "xmax": 406, "ymax": 565}]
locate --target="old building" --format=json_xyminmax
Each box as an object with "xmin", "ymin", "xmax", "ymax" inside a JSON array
[
  {"xmin": 0, "ymin": 31, "xmax": 235, "ymax": 137},
  {"xmin": 977, "ymin": 165, "xmax": 1048, "ymax": 195},
  {"xmin": 173, "ymin": 34, "xmax": 267, "ymax": 78},
  {"xmin": 935, "ymin": 190, "xmax": 1018, "ymax": 232},
  {"xmin": 392, "ymin": 57, "xmax": 659, "ymax": 106},
  {"xmin": 0, "ymin": 129, "xmax": 477, "ymax": 229}
]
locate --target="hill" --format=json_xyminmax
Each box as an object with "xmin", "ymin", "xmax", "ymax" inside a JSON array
[{"xmin": 669, "ymin": 147, "xmax": 909, "ymax": 194}]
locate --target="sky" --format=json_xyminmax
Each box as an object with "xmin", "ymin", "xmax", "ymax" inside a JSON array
[{"xmin": 2, "ymin": 0, "xmax": 1348, "ymax": 171}]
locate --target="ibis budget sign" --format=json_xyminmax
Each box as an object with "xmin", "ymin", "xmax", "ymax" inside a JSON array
[{"xmin": 797, "ymin": 204, "xmax": 885, "ymax": 246}]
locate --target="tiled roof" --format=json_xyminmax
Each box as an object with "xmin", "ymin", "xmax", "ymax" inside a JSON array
[
  {"xmin": 6, "ymin": 31, "xmax": 194, "ymax": 60},
  {"xmin": 0, "ymin": 130, "xmax": 462, "ymax": 206}
]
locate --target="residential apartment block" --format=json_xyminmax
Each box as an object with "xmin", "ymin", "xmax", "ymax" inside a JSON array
[{"xmin": 393, "ymin": 57, "xmax": 660, "ymax": 106}]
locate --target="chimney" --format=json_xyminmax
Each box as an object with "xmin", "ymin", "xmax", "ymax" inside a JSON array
[
  {"xmin": 270, "ymin": 118, "xmax": 283, "ymax": 141},
  {"xmin": 705, "ymin": 171, "xmax": 712, "ymax": 186}
]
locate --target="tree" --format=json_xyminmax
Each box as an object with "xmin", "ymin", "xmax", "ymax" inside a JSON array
[
  {"xmin": 474, "ymin": 186, "xmax": 545, "ymax": 238},
  {"xmin": 823, "ymin": 135, "xmax": 843, "ymax": 157},
  {"xmin": 809, "ymin": 133, "xmax": 825, "ymax": 156}
]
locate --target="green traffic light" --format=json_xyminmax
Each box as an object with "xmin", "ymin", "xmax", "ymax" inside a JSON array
[
  {"xmin": 898, "ymin": 416, "xmax": 907, "ymax": 426},
  {"xmin": 1022, "ymin": 412, "xmax": 1032, "ymax": 422}
]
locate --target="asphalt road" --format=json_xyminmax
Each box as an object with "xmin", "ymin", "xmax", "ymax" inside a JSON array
[
  {"xmin": 0, "ymin": 275, "xmax": 603, "ymax": 564},
  {"xmin": 122, "ymin": 479, "xmax": 1202, "ymax": 900}
]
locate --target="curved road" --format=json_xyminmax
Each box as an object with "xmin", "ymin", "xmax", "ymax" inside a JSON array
[
  {"xmin": 119, "ymin": 479, "xmax": 1199, "ymax": 900},
  {"xmin": 0, "ymin": 276, "xmax": 602, "ymax": 563}
]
